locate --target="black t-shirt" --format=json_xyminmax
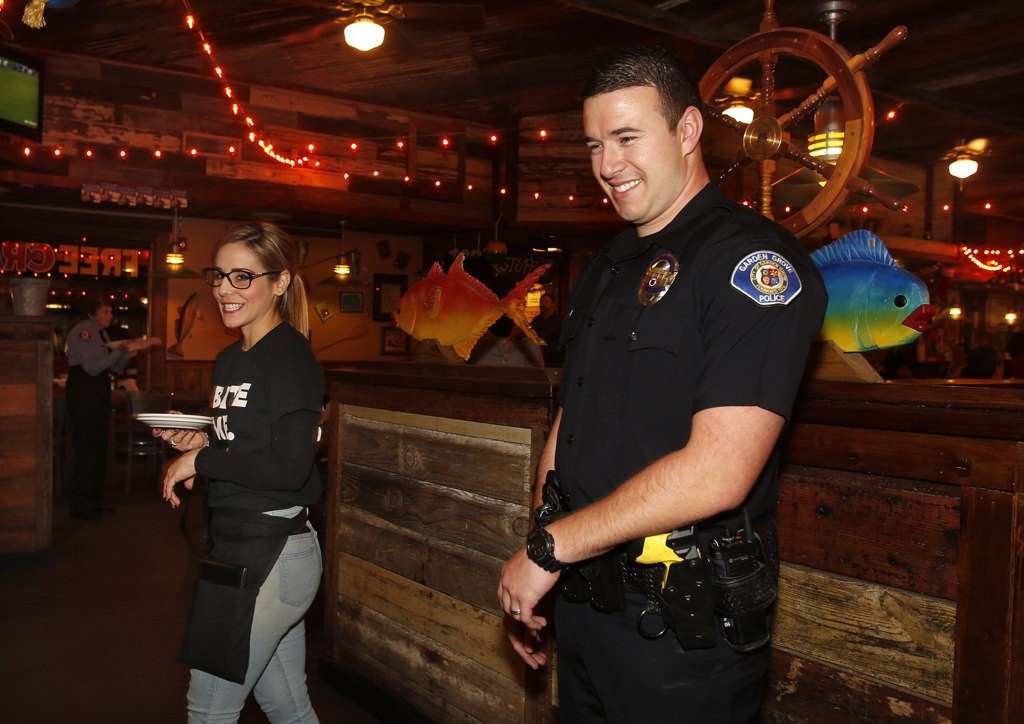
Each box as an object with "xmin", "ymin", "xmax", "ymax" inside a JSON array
[
  {"xmin": 556, "ymin": 183, "xmax": 827, "ymax": 522},
  {"xmin": 196, "ymin": 322, "xmax": 324, "ymax": 511}
]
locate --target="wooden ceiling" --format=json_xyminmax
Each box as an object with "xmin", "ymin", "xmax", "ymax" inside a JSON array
[{"xmin": 2, "ymin": 0, "xmax": 1024, "ymax": 238}]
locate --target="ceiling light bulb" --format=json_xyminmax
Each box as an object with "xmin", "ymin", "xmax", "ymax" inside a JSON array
[
  {"xmin": 344, "ymin": 15, "xmax": 385, "ymax": 51},
  {"xmin": 948, "ymin": 154, "xmax": 978, "ymax": 179},
  {"xmin": 722, "ymin": 103, "xmax": 754, "ymax": 125}
]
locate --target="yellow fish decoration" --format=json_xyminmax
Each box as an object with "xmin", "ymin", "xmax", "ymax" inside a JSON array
[{"xmin": 393, "ymin": 253, "xmax": 550, "ymax": 361}]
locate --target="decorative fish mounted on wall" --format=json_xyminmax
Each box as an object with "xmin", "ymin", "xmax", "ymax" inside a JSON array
[
  {"xmin": 811, "ymin": 230, "xmax": 935, "ymax": 353},
  {"xmin": 393, "ymin": 252, "xmax": 550, "ymax": 361}
]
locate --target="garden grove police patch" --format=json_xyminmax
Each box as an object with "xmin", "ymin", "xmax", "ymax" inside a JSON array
[{"xmin": 730, "ymin": 250, "xmax": 803, "ymax": 306}]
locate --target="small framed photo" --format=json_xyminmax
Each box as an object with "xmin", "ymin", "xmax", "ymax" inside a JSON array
[
  {"xmin": 373, "ymin": 274, "xmax": 407, "ymax": 322},
  {"xmin": 376, "ymin": 239, "xmax": 391, "ymax": 259},
  {"xmin": 314, "ymin": 301, "xmax": 332, "ymax": 323},
  {"xmin": 339, "ymin": 291, "xmax": 364, "ymax": 313},
  {"xmin": 381, "ymin": 327, "xmax": 410, "ymax": 356}
]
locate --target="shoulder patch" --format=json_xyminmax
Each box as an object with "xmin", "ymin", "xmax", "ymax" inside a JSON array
[
  {"xmin": 730, "ymin": 250, "xmax": 803, "ymax": 306},
  {"xmin": 80, "ymin": 328, "xmax": 91, "ymax": 340}
]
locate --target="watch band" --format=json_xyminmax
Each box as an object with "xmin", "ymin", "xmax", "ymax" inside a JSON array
[{"xmin": 527, "ymin": 525, "xmax": 568, "ymax": 572}]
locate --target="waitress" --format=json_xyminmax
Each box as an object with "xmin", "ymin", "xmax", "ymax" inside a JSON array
[{"xmin": 158, "ymin": 222, "xmax": 323, "ymax": 722}]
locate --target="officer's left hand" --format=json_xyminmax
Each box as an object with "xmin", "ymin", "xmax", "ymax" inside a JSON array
[{"xmin": 498, "ymin": 547, "xmax": 561, "ymax": 669}]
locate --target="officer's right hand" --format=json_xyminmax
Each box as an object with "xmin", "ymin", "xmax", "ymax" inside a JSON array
[{"xmin": 498, "ymin": 547, "xmax": 561, "ymax": 669}]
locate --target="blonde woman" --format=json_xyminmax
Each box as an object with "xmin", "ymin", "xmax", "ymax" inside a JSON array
[{"xmin": 158, "ymin": 222, "xmax": 322, "ymax": 722}]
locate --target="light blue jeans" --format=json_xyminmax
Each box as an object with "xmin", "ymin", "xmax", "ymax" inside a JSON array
[{"xmin": 187, "ymin": 525, "xmax": 323, "ymax": 723}]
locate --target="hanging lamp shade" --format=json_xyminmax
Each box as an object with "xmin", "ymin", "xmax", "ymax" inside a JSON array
[
  {"xmin": 948, "ymin": 154, "xmax": 979, "ymax": 179},
  {"xmin": 344, "ymin": 14, "xmax": 385, "ymax": 51}
]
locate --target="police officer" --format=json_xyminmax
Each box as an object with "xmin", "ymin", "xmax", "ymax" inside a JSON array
[
  {"xmin": 66, "ymin": 294, "xmax": 134, "ymax": 520},
  {"xmin": 498, "ymin": 45, "xmax": 827, "ymax": 723}
]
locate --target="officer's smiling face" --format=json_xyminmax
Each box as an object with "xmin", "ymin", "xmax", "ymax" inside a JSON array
[
  {"xmin": 583, "ymin": 86, "xmax": 702, "ymax": 236},
  {"xmin": 89, "ymin": 305, "xmax": 114, "ymax": 329}
]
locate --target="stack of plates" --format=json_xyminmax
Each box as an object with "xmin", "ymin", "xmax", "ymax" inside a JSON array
[{"xmin": 133, "ymin": 413, "xmax": 214, "ymax": 430}]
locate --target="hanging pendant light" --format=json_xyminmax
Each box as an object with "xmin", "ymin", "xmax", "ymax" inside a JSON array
[
  {"xmin": 948, "ymin": 154, "xmax": 979, "ymax": 180},
  {"xmin": 344, "ymin": 12, "xmax": 385, "ymax": 51}
]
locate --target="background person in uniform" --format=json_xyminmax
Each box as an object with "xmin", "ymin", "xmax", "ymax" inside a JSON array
[
  {"xmin": 497, "ymin": 45, "xmax": 827, "ymax": 723},
  {"xmin": 65, "ymin": 293, "xmax": 139, "ymax": 520},
  {"xmin": 157, "ymin": 222, "xmax": 323, "ymax": 722}
]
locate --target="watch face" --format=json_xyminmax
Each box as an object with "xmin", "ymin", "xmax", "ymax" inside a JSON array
[{"xmin": 527, "ymin": 532, "xmax": 546, "ymax": 559}]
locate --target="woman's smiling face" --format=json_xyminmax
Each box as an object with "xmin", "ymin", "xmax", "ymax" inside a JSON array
[{"xmin": 211, "ymin": 241, "xmax": 288, "ymax": 345}]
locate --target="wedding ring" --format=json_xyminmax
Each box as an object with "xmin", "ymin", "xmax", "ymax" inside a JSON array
[{"xmin": 510, "ymin": 608, "xmax": 521, "ymax": 616}]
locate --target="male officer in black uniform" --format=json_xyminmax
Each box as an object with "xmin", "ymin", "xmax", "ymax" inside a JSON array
[
  {"xmin": 66, "ymin": 294, "xmax": 134, "ymax": 519},
  {"xmin": 498, "ymin": 45, "xmax": 827, "ymax": 722}
]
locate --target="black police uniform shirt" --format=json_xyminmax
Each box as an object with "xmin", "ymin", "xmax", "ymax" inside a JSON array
[
  {"xmin": 195, "ymin": 321, "xmax": 324, "ymax": 512},
  {"xmin": 556, "ymin": 183, "xmax": 827, "ymax": 523},
  {"xmin": 67, "ymin": 318, "xmax": 131, "ymax": 375}
]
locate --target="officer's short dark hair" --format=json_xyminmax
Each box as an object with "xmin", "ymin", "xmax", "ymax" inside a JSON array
[
  {"xmin": 83, "ymin": 292, "xmax": 112, "ymax": 318},
  {"xmin": 581, "ymin": 44, "xmax": 704, "ymax": 130}
]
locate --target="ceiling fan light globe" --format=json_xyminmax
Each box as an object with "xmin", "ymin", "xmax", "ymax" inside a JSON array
[
  {"xmin": 345, "ymin": 16, "xmax": 385, "ymax": 51},
  {"xmin": 948, "ymin": 155, "xmax": 978, "ymax": 179},
  {"xmin": 722, "ymin": 104, "xmax": 754, "ymax": 125}
]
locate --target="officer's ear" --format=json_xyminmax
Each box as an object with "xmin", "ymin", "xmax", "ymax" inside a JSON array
[{"xmin": 676, "ymin": 106, "xmax": 703, "ymax": 157}]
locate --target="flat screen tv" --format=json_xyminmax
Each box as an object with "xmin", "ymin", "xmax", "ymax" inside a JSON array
[{"xmin": 0, "ymin": 45, "xmax": 44, "ymax": 142}]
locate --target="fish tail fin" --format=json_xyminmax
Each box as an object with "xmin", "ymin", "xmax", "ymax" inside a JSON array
[
  {"xmin": 500, "ymin": 263, "xmax": 551, "ymax": 347},
  {"xmin": 453, "ymin": 310, "xmax": 504, "ymax": 361}
]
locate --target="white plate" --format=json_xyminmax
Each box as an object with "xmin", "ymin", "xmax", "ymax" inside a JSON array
[{"xmin": 134, "ymin": 413, "xmax": 214, "ymax": 430}]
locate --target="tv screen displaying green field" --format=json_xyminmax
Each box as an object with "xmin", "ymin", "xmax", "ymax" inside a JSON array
[{"xmin": 0, "ymin": 47, "xmax": 43, "ymax": 141}]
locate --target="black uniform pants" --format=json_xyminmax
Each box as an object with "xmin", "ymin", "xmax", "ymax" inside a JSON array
[
  {"xmin": 66, "ymin": 366, "xmax": 112, "ymax": 514},
  {"xmin": 554, "ymin": 590, "xmax": 769, "ymax": 724}
]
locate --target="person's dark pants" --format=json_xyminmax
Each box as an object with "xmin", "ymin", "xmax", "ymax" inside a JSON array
[
  {"xmin": 66, "ymin": 366, "xmax": 112, "ymax": 516},
  {"xmin": 554, "ymin": 590, "xmax": 770, "ymax": 724}
]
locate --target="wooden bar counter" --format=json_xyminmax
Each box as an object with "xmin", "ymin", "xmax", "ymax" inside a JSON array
[
  {"xmin": 323, "ymin": 363, "xmax": 1024, "ymax": 723},
  {"xmin": 0, "ymin": 315, "xmax": 55, "ymax": 558}
]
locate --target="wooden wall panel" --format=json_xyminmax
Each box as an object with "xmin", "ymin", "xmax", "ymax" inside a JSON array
[
  {"xmin": 326, "ymin": 369, "xmax": 557, "ymax": 724},
  {"xmin": 341, "ymin": 411, "xmax": 532, "ymax": 504},
  {"xmin": 786, "ymin": 423, "xmax": 1018, "ymax": 490},
  {"xmin": 341, "ymin": 463, "xmax": 526, "ymax": 561},
  {"xmin": 773, "ymin": 564, "xmax": 956, "ymax": 706},
  {"xmin": 765, "ymin": 649, "xmax": 953, "ymax": 723},
  {"xmin": 778, "ymin": 467, "xmax": 960, "ymax": 599},
  {"xmin": 336, "ymin": 598, "xmax": 522, "ymax": 724},
  {"xmin": 0, "ymin": 318, "xmax": 54, "ymax": 556}
]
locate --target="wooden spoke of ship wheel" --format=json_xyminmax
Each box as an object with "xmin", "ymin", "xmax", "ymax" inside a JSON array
[{"xmin": 699, "ymin": 4, "xmax": 908, "ymax": 239}]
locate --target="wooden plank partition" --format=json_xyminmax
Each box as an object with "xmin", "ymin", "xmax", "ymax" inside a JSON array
[
  {"xmin": 324, "ymin": 366, "xmax": 1024, "ymax": 723},
  {"xmin": 323, "ymin": 363, "xmax": 559, "ymax": 724},
  {"xmin": 0, "ymin": 315, "xmax": 55, "ymax": 558}
]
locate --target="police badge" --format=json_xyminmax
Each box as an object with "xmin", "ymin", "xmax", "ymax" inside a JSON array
[{"xmin": 638, "ymin": 252, "xmax": 680, "ymax": 306}]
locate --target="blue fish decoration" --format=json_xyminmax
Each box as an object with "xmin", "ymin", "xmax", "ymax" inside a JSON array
[{"xmin": 810, "ymin": 230, "xmax": 935, "ymax": 352}]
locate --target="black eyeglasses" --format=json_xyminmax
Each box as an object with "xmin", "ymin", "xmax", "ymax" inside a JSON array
[{"xmin": 202, "ymin": 267, "xmax": 282, "ymax": 290}]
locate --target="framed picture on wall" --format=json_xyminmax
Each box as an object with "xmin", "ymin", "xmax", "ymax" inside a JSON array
[
  {"xmin": 381, "ymin": 327, "xmax": 410, "ymax": 356},
  {"xmin": 339, "ymin": 291, "xmax": 364, "ymax": 313},
  {"xmin": 372, "ymin": 274, "xmax": 407, "ymax": 321},
  {"xmin": 986, "ymin": 293, "xmax": 1015, "ymax": 330}
]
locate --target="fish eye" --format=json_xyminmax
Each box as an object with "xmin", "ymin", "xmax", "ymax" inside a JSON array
[{"xmin": 894, "ymin": 295, "xmax": 908, "ymax": 308}]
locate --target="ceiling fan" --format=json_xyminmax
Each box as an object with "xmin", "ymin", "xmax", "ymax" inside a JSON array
[
  {"xmin": 288, "ymin": 1, "xmax": 485, "ymax": 52},
  {"xmin": 713, "ymin": 76, "xmax": 760, "ymax": 125},
  {"xmin": 943, "ymin": 137, "xmax": 991, "ymax": 180}
]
